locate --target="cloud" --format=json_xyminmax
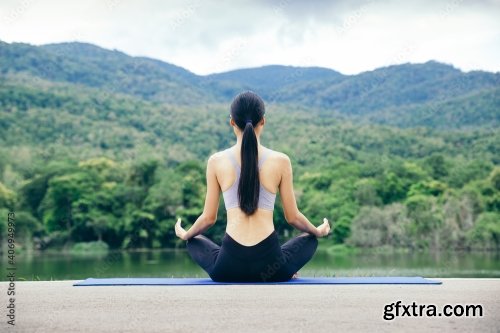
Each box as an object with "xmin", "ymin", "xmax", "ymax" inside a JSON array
[{"xmin": 0, "ymin": 0, "xmax": 499, "ymax": 74}]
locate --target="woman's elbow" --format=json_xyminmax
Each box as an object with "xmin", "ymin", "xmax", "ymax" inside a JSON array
[
  {"xmin": 204, "ymin": 214, "xmax": 217, "ymax": 225},
  {"xmin": 285, "ymin": 211, "xmax": 300, "ymax": 225}
]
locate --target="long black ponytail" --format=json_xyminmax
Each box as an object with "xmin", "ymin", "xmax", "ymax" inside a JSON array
[{"xmin": 230, "ymin": 91, "xmax": 266, "ymax": 215}]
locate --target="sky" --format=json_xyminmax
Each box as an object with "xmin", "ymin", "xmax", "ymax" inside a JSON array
[{"xmin": 0, "ymin": 0, "xmax": 499, "ymax": 75}]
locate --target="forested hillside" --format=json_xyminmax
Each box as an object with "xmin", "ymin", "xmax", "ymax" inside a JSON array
[
  {"xmin": 0, "ymin": 40, "xmax": 498, "ymax": 252},
  {"xmin": 2, "ymin": 41, "xmax": 499, "ymax": 127}
]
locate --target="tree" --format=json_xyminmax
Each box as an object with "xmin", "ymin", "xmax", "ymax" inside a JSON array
[
  {"xmin": 347, "ymin": 204, "xmax": 411, "ymax": 248},
  {"xmin": 424, "ymin": 154, "xmax": 449, "ymax": 179},
  {"xmin": 0, "ymin": 181, "xmax": 16, "ymax": 209},
  {"xmin": 405, "ymin": 194, "xmax": 443, "ymax": 250},
  {"xmin": 467, "ymin": 212, "xmax": 500, "ymax": 250}
]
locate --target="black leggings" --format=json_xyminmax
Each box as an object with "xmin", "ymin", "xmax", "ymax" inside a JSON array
[{"xmin": 186, "ymin": 230, "xmax": 318, "ymax": 282}]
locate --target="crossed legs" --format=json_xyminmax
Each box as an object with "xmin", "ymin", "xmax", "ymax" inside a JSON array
[
  {"xmin": 280, "ymin": 232, "xmax": 318, "ymax": 278},
  {"xmin": 185, "ymin": 234, "xmax": 220, "ymax": 277},
  {"xmin": 186, "ymin": 232, "xmax": 318, "ymax": 281}
]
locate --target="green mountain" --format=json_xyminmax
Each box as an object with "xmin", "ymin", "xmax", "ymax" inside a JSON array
[
  {"xmin": 1, "ymin": 40, "xmax": 498, "ymax": 128},
  {"xmin": 0, "ymin": 41, "xmax": 210, "ymax": 104},
  {"xmin": 204, "ymin": 65, "xmax": 344, "ymax": 100}
]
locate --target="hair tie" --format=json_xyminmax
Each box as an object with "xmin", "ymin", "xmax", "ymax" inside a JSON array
[{"xmin": 245, "ymin": 119, "xmax": 252, "ymax": 125}]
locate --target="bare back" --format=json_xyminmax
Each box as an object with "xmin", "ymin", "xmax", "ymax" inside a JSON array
[{"xmin": 215, "ymin": 145, "xmax": 283, "ymax": 246}]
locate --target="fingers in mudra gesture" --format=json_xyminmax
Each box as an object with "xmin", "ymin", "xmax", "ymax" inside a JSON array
[
  {"xmin": 317, "ymin": 217, "xmax": 331, "ymax": 237},
  {"xmin": 175, "ymin": 217, "xmax": 188, "ymax": 240}
]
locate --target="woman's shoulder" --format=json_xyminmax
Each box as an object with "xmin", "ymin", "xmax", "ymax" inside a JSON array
[
  {"xmin": 264, "ymin": 148, "xmax": 290, "ymax": 168},
  {"xmin": 209, "ymin": 147, "xmax": 234, "ymax": 165},
  {"xmin": 208, "ymin": 149, "xmax": 228, "ymax": 163},
  {"xmin": 265, "ymin": 147, "xmax": 286, "ymax": 158},
  {"xmin": 209, "ymin": 146, "xmax": 289, "ymax": 163}
]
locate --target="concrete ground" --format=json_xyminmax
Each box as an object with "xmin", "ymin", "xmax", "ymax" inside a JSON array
[{"xmin": 0, "ymin": 279, "xmax": 498, "ymax": 332}]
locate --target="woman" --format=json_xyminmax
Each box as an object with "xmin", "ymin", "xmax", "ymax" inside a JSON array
[{"xmin": 174, "ymin": 91, "xmax": 331, "ymax": 282}]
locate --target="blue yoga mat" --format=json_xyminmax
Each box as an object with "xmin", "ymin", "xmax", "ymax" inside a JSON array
[{"xmin": 73, "ymin": 276, "xmax": 442, "ymax": 286}]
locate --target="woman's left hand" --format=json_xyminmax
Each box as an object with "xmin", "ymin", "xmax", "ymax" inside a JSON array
[{"xmin": 175, "ymin": 217, "xmax": 188, "ymax": 240}]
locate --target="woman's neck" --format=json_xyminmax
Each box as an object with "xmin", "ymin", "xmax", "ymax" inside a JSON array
[{"xmin": 235, "ymin": 135, "xmax": 261, "ymax": 147}]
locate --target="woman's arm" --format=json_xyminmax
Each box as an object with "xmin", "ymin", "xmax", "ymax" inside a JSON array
[
  {"xmin": 278, "ymin": 154, "xmax": 330, "ymax": 237},
  {"xmin": 175, "ymin": 154, "xmax": 220, "ymax": 240}
]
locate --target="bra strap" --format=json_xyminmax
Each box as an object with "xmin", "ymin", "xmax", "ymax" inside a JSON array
[
  {"xmin": 226, "ymin": 148, "xmax": 241, "ymax": 171},
  {"xmin": 258, "ymin": 149, "xmax": 271, "ymax": 169}
]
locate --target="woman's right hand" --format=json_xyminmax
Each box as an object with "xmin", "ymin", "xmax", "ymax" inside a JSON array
[{"xmin": 316, "ymin": 218, "xmax": 331, "ymax": 237}]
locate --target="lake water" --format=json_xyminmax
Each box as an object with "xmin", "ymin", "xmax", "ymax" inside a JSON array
[{"xmin": 2, "ymin": 249, "xmax": 499, "ymax": 281}]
